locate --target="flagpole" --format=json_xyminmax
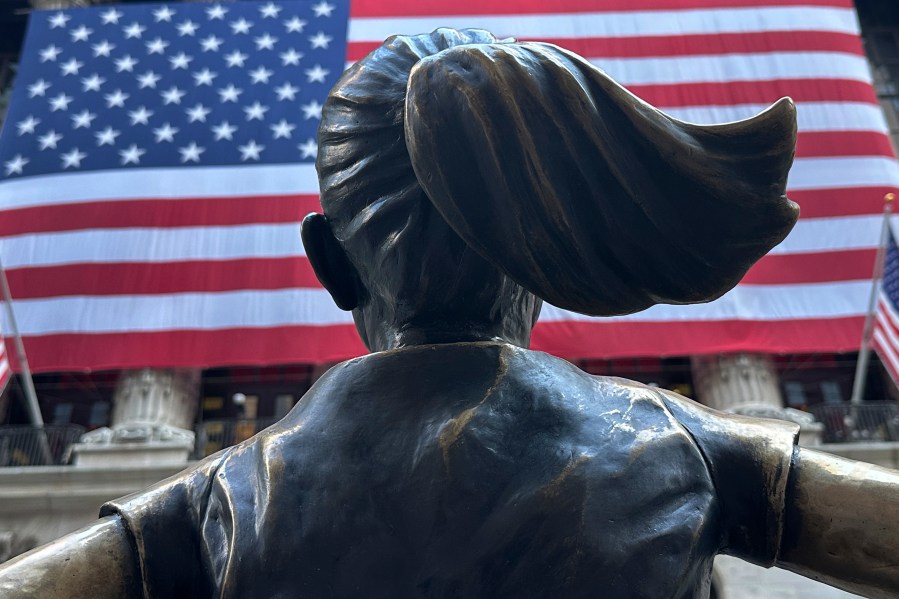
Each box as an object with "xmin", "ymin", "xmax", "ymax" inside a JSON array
[
  {"xmin": 0, "ymin": 254, "xmax": 42, "ymax": 427},
  {"xmin": 850, "ymin": 192, "xmax": 895, "ymax": 405}
]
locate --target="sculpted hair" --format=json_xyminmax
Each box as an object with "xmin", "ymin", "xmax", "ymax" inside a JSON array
[{"xmin": 318, "ymin": 29, "xmax": 799, "ymax": 321}]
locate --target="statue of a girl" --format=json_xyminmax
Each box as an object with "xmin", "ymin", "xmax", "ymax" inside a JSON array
[{"xmin": 2, "ymin": 29, "xmax": 897, "ymax": 599}]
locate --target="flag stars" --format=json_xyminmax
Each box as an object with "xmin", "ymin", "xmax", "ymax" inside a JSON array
[
  {"xmin": 82, "ymin": 74, "xmax": 105, "ymax": 92},
  {"xmin": 177, "ymin": 20, "xmax": 199, "ymax": 36},
  {"xmin": 40, "ymin": 45, "xmax": 62, "ymax": 62},
  {"xmin": 114, "ymin": 55, "xmax": 138, "ymax": 73},
  {"xmin": 230, "ymin": 18, "xmax": 252, "ymax": 34},
  {"xmin": 200, "ymin": 35, "xmax": 223, "ymax": 52},
  {"xmin": 193, "ymin": 68, "xmax": 217, "ymax": 86},
  {"xmin": 250, "ymin": 66, "xmax": 273, "ymax": 84},
  {"xmin": 238, "ymin": 140, "xmax": 264, "ymax": 161},
  {"xmin": 302, "ymin": 100, "xmax": 322, "ymax": 120},
  {"xmin": 38, "ymin": 130, "xmax": 63, "ymax": 150},
  {"xmin": 100, "ymin": 8, "xmax": 123, "ymax": 25},
  {"xmin": 146, "ymin": 37, "xmax": 169, "ymax": 55},
  {"xmin": 4, "ymin": 155, "xmax": 28, "ymax": 176},
  {"xmin": 16, "ymin": 116, "xmax": 40, "ymax": 136},
  {"xmin": 255, "ymin": 34, "xmax": 278, "ymax": 50},
  {"xmin": 225, "ymin": 51, "xmax": 248, "ymax": 68},
  {"xmin": 119, "ymin": 144, "xmax": 145, "ymax": 165},
  {"xmin": 128, "ymin": 106, "xmax": 154, "ymax": 125},
  {"xmin": 71, "ymin": 109, "xmax": 96, "ymax": 129},
  {"xmin": 27, "ymin": 79, "xmax": 51, "ymax": 98},
  {"xmin": 95, "ymin": 126, "xmax": 120, "ymax": 146},
  {"xmin": 61, "ymin": 148, "xmax": 87, "ymax": 169},
  {"xmin": 274, "ymin": 82, "xmax": 299, "ymax": 101},
  {"xmin": 186, "ymin": 103, "xmax": 211, "ymax": 123},
  {"xmin": 308, "ymin": 32, "xmax": 332, "ymax": 49},
  {"xmin": 212, "ymin": 121, "xmax": 237, "ymax": 141},
  {"xmin": 179, "ymin": 142, "xmax": 205, "ymax": 163},
  {"xmin": 137, "ymin": 71, "xmax": 161, "ymax": 89},
  {"xmin": 217, "ymin": 84, "xmax": 242, "ymax": 103},
  {"xmin": 91, "ymin": 40, "xmax": 115, "ymax": 57},
  {"xmin": 260, "ymin": 3, "xmax": 282, "ymax": 18},
  {"xmin": 49, "ymin": 93, "xmax": 73, "ymax": 112},
  {"xmin": 284, "ymin": 17, "xmax": 306, "ymax": 33},
  {"xmin": 104, "ymin": 89, "xmax": 129, "ymax": 108},
  {"xmin": 280, "ymin": 49, "xmax": 303, "ymax": 66},
  {"xmin": 153, "ymin": 123, "xmax": 178, "ymax": 143},
  {"xmin": 206, "ymin": 5, "xmax": 228, "ymax": 20},
  {"xmin": 153, "ymin": 6, "xmax": 175, "ymax": 22},
  {"xmin": 169, "ymin": 52, "xmax": 193, "ymax": 69},
  {"xmin": 270, "ymin": 119, "xmax": 295, "ymax": 139},
  {"xmin": 48, "ymin": 12, "xmax": 70, "ymax": 29},
  {"xmin": 243, "ymin": 102, "xmax": 269, "ymax": 121},
  {"xmin": 60, "ymin": 58, "xmax": 84, "ymax": 76},
  {"xmin": 312, "ymin": 1, "xmax": 336, "ymax": 17},
  {"xmin": 161, "ymin": 86, "xmax": 186, "ymax": 105},
  {"xmin": 298, "ymin": 138, "xmax": 317, "ymax": 159},
  {"xmin": 305, "ymin": 64, "xmax": 329, "ymax": 83},
  {"xmin": 70, "ymin": 25, "xmax": 93, "ymax": 42},
  {"xmin": 123, "ymin": 22, "xmax": 146, "ymax": 39}
]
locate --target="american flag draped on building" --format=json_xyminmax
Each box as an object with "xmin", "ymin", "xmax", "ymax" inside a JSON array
[{"xmin": 0, "ymin": 0, "xmax": 897, "ymax": 372}]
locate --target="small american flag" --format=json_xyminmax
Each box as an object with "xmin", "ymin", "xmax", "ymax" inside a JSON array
[
  {"xmin": 873, "ymin": 224, "xmax": 899, "ymax": 385},
  {"xmin": 0, "ymin": 331, "xmax": 9, "ymax": 395}
]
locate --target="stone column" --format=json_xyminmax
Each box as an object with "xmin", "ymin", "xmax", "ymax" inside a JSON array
[
  {"xmin": 691, "ymin": 353, "xmax": 822, "ymax": 445},
  {"xmin": 72, "ymin": 369, "xmax": 201, "ymax": 467}
]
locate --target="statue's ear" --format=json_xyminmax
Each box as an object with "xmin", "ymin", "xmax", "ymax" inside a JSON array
[{"xmin": 301, "ymin": 213, "xmax": 360, "ymax": 311}]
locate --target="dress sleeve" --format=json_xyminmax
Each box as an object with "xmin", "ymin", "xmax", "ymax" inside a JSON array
[
  {"xmin": 99, "ymin": 452, "xmax": 226, "ymax": 598},
  {"xmin": 659, "ymin": 392, "xmax": 799, "ymax": 567}
]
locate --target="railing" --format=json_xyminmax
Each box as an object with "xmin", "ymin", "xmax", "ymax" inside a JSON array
[
  {"xmin": 809, "ymin": 402, "xmax": 899, "ymax": 444},
  {"xmin": 0, "ymin": 425, "xmax": 85, "ymax": 467},
  {"xmin": 195, "ymin": 418, "xmax": 278, "ymax": 459}
]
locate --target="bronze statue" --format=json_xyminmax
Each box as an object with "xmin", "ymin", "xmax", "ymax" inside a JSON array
[{"xmin": 2, "ymin": 29, "xmax": 898, "ymax": 598}]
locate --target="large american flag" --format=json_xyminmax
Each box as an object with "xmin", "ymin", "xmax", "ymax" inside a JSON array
[{"xmin": 0, "ymin": 0, "xmax": 897, "ymax": 373}]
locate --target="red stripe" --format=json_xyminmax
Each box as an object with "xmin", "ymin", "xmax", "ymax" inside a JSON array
[
  {"xmin": 742, "ymin": 249, "xmax": 875, "ymax": 285},
  {"xmin": 8, "ymin": 316, "xmax": 863, "ymax": 372},
  {"xmin": 346, "ymin": 30, "xmax": 863, "ymax": 62},
  {"xmin": 350, "ymin": 0, "xmax": 853, "ymax": 17},
  {"xmin": 2, "ymin": 249, "xmax": 874, "ymax": 300},
  {"xmin": 5, "ymin": 259, "xmax": 323, "ymax": 299},
  {"xmin": 796, "ymin": 132, "xmax": 896, "ymax": 159},
  {"xmin": 0, "ymin": 195, "xmax": 322, "ymax": 236},
  {"xmin": 631, "ymin": 79, "xmax": 877, "ymax": 107},
  {"xmin": 788, "ymin": 187, "xmax": 899, "ymax": 218}
]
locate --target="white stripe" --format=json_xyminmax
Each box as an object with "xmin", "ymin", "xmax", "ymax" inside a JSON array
[
  {"xmin": 0, "ymin": 224, "xmax": 304, "ymax": 269},
  {"xmin": 787, "ymin": 157, "xmax": 899, "ymax": 191},
  {"xmin": 540, "ymin": 280, "xmax": 869, "ymax": 323},
  {"xmin": 664, "ymin": 102, "xmax": 888, "ymax": 133},
  {"xmin": 873, "ymin": 329, "xmax": 899, "ymax": 382},
  {"xmin": 348, "ymin": 7, "xmax": 859, "ymax": 42},
  {"xmin": 0, "ymin": 213, "xmax": 881, "ymax": 269},
  {"xmin": 1, "ymin": 280, "xmax": 869, "ymax": 336},
  {"xmin": 0, "ymin": 163, "xmax": 318, "ymax": 211},
  {"xmin": 770, "ymin": 214, "xmax": 880, "ymax": 255},
  {"xmin": 589, "ymin": 52, "xmax": 871, "ymax": 87},
  {"xmin": 3, "ymin": 289, "xmax": 351, "ymax": 335}
]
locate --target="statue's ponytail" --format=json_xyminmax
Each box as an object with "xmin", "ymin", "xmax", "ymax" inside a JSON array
[{"xmin": 404, "ymin": 42, "xmax": 799, "ymax": 316}]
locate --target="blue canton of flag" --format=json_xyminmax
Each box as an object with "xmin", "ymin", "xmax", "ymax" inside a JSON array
[{"xmin": 0, "ymin": 0, "xmax": 349, "ymax": 178}]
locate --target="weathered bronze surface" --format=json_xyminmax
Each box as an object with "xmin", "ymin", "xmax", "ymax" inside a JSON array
[{"xmin": 2, "ymin": 28, "xmax": 899, "ymax": 598}]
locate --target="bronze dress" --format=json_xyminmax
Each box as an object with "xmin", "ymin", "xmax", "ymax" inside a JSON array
[{"xmin": 103, "ymin": 343, "xmax": 797, "ymax": 599}]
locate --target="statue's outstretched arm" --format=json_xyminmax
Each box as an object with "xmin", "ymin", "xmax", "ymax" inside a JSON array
[
  {"xmin": 777, "ymin": 447, "xmax": 899, "ymax": 599},
  {"xmin": 0, "ymin": 515, "xmax": 140, "ymax": 598}
]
